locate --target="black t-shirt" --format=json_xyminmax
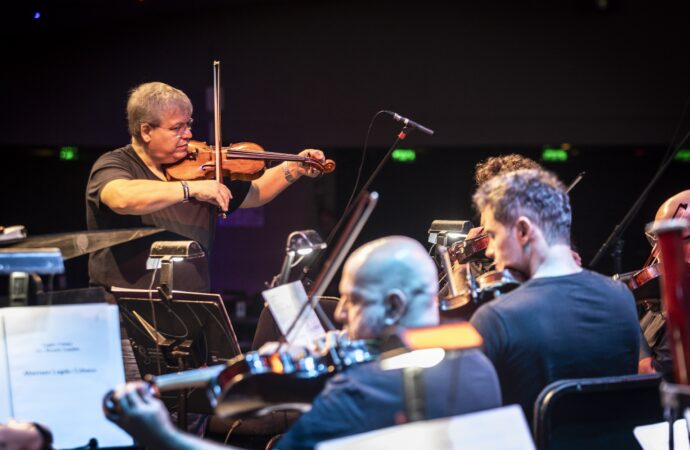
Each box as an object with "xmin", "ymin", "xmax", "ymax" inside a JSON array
[
  {"xmin": 275, "ymin": 349, "xmax": 502, "ymax": 450},
  {"xmin": 85, "ymin": 145, "xmax": 250, "ymax": 292},
  {"xmin": 470, "ymin": 269, "xmax": 640, "ymax": 421}
]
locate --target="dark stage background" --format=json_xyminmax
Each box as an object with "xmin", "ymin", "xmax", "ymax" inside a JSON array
[{"xmin": 1, "ymin": 0, "xmax": 689, "ymax": 313}]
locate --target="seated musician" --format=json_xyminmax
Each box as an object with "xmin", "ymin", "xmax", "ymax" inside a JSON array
[
  {"xmin": 469, "ymin": 168, "xmax": 640, "ymax": 421},
  {"xmin": 638, "ymin": 190, "xmax": 690, "ymax": 379},
  {"xmin": 105, "ymin": 236, "xmax": 502, "ymax": 450}
]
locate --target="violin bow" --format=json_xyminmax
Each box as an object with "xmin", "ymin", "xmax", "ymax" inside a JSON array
[{"xmin": 212, "ymin": 61, "xmax": 226, "ymax": 219}]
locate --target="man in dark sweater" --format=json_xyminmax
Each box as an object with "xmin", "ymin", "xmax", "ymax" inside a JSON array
[{"xmin": 469, "ymin": 168, "xmax": 640, "ymax": 421}]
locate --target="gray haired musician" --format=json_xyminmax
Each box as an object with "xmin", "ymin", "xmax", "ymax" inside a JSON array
[{"xmin": 86, "ymin": 81, "xmax": 324, "ymax": 294}]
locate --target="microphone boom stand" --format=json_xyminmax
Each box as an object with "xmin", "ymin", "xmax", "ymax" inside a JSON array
[{"xmin": 589, "ymin": 135, "xmax": 689, "ymax": 271}]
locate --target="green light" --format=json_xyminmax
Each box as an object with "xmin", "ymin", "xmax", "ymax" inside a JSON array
[
  {"xmin": 392, "ymin": 148, "xmax": 416, "ymax": 163},
  {"xmin": 59, "ymin": 146, "xmax": 78, "ymax": 161},
  {"xmin": 541, "ymin": 148, "xmax": 568, "ymax": 162},
  {"xmin": 675, "ymin": 150, "xmax": 690, "ymax": 162}
]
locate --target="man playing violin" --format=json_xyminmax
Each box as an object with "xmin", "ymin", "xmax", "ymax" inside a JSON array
[
  {"xmin": 469, "ymin": 168, "xmax": 639, "ymax": 422},
  {"xmin": 638, "ymin": 190, "xmax": 690, "ymax": 379},
  {"xmin": 105, "ymin": 236, "xmax": 502, "ymax": 450},
  {"xmin": 86, "ymin": 81, "xmax": 324, "ymax": 293}
]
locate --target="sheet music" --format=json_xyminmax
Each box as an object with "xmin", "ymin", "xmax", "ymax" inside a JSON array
[
  {"xmin": 634, "ymin": 419, "xmax": 690, "ymax": 450},
  {"xmin": 262, "ymin": 281, "xmax": 326, "ymax": 349},
  {"xmin": 0, "ymin": 317, "xmax": 11, "ymax": 421},
  {"xmin": 317, "ymin": 405, "xmax": 535, "ymax": 450},
  {"xmin": 0, "ymin": 304, "xmax": 133, "ymax": 448}
]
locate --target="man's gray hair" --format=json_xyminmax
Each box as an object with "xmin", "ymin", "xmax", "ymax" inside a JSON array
[
  {"xmin": 126, "ymin": 82, "xmax": 192, "ymax": 141},
  {"xmin": 473, "ymin": 168, "xmax": 572, "ymax": 245}
]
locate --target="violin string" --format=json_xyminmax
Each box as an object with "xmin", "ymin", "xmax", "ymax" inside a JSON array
[{"xmin": 200, "ymin": 147, "xmax": 307, "ymax": 162}]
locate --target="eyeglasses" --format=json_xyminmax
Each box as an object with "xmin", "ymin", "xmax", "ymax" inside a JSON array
[
  {"xmin": 149, "ymin": 118, "xmax": 194, "ymax": 137},
  {"xmin": 646, "ymin": 231, "xmax": 690, "ymax": 247}
]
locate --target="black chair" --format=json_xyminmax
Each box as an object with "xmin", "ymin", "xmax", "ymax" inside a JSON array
[{"xmin": 533, "ymin": 372, "xmax": 664, "ymax": 450}]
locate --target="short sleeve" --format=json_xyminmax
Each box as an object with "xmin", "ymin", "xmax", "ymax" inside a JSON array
[
  {"xmin": 470, "ymin": 303, "xmax": 508, "ymax": 366},
  {"xmin": 86, "ymin": 153, "xmax": 137, "ymax": 209},
  {"xmin": 226, "ymin": 179, "xmax": 251, "ymax": 213}
]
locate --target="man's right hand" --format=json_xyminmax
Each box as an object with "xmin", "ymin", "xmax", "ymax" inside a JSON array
[{"xmin": 188, "ymin": 180, "xmax": 232, "ymax": 212}]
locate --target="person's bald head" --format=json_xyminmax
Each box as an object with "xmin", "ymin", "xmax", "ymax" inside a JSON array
[
  {"xmin": 336, "ymin": 236, "xmax": 439, "ymax": 340},
  {"xmin": 655, "ymin": 190, "xmax": 690, "ymax": 222},
  {"xmin": 651, "ymin": 190, "xmax": 690, "ymax": 263}
]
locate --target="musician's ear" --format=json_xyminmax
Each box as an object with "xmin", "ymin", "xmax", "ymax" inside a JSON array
[
  {"xmin": 383, "ymin": 289, "xmax": 406, "ymax": 326},
  {"xmin": 515, "ymin": 217, "xmax": 533, "ymax": 246},
  {"xmin": 140, "ymin": 123, "xmax": 153, "ymax": 143}
]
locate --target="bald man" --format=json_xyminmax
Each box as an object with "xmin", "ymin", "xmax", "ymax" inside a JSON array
[
  {"xmin": 639, "ymin": 190, "xmax": 690, "ymax": 379},
  {"xmin": 106, "ymin": 236, "xmax": 501, "ymax": 450}
]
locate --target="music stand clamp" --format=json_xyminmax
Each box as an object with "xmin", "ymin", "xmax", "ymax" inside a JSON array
[{"xmin": 146, "ymin": 241, "xmax": 205, "ymax": 301}]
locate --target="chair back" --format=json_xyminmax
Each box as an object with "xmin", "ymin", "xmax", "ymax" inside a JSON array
[{"xmin": 533, "ymin": 373, "xmax": 663, "ymax": 450}]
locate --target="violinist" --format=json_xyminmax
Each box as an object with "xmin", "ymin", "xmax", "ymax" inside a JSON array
[
  {"xmin": 469, "ymin": 168, "xmax": 640, "ymax": 423},
  {"xmin": 638, "ymin": 190, "xmax": 690, "ymax": 378},
  {"xmin": 86, "ymin": 81, "xmax": 325, "ymax": 294},
  {"xmin": 440, "ymin": 154, "xmax": 575, "ymax": 318},
  {"xmin": 105, "ymin": 236, "xmax": 502, "ymax": 450}
]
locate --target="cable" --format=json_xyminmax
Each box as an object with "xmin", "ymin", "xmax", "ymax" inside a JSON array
[
  {"xmin": 147, "ymin": 266, "xmax": 163, "ymax": 376},
  {"xmin": 325, "ymin": 110, "xmax": 391, "ymax": 246}
]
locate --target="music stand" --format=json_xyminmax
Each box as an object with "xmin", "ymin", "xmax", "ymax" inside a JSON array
[{"xmin": 112, "ymin": 287, "xmax": 241, "ymax": 419}]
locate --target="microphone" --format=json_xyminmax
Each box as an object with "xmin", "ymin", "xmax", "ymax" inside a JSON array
[{"xmin": 383, "ymin": 111, "xmax": 434, "ymax": 135}]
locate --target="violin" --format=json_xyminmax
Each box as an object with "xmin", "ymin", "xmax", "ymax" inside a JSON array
[
  {"xmin": 450, "ymin": 227, "xmax": 489, "ymax": 264},
  {"xmin": 440, "ymin": 267, "xmax": 526, "ymax": 321},
  {"xmin": 164, "ymin": 140, "xmax": 336, "ymax": 182},
  {"xmin": 103, "ymin": 337, "xmax": 378, "ymax": 419}
]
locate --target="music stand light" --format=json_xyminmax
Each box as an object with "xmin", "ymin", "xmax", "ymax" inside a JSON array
[
  {"xmin": 427, "ymin": 220, "xmax": 473, "ymax": 247},
  {"xmin": 146, "ymin": 241, "xmax": 205, "ymax": 301},
  {"xmin": 273, "ymin": 230, "xmax": 326, "ymax": 287}
]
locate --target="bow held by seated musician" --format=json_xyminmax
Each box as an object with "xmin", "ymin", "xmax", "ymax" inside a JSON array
[{"xmin": 104, "ymin": 236, "xmax": 502, "ymax": 450}]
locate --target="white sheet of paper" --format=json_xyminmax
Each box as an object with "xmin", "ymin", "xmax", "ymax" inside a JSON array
[
  {"xmin": 317, "ymin": 405, "xmax": 535, "ymax": 450},
  {"xmin": 634, "ymin": 419, "xmax": 690, "ymax": 450},
  {"xmin": 1, "ymin": 304, "xmax": 133, "ymax": 448},
  {"xmin": 262, "ymin": 281, "xmax": 326, "ymax": 348},
  {"xmin": 0, "ymin": 316, "xmax": 11, "ymax": 422}
]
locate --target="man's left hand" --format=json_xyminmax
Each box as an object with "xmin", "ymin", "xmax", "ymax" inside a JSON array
[{"xmin": 294, "ymin": 149, "xmax": 326, "ymax": 178}]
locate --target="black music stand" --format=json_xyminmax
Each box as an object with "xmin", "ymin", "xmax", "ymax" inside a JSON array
[{"xmin": 112, "ymin": 287, "xmax": 241, "ymax": 421}]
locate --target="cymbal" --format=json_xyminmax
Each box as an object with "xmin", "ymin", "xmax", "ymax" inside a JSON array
[{"xmin": 2, "ymin": 228, "xmax": 164, "ymax": 260}]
